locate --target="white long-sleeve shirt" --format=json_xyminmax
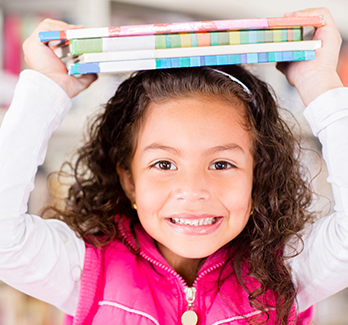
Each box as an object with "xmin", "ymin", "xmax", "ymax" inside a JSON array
[{"xmin": 0, "ymin": 70, "xmax": 348, "ymax": 316}]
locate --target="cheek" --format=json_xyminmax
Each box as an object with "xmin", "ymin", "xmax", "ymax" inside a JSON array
[
  {"xmin": 217, "ymin": 171, "xmax": 252, "ymax": 198},
  {"xmin": 217, "ymin": 175, "xmax": 253, "ymax": 220},
  {"xmin": 134, "ymin": 175, "xmax": 169, "ymax": 213}
]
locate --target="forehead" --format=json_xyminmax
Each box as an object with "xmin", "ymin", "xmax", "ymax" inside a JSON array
[{"xmin": 136, "ymin": 95, "xmax": 253, "ymax": 153}]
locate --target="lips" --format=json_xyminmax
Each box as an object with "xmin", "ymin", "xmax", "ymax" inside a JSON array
[{"xmin": 165, "ymin": 214, "xmax": 223, "ymax": 235}]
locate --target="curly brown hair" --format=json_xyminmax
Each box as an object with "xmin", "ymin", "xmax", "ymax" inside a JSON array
[{"xmin": 42, "ymin": 65, "xmax": 314, "ymax": 324}]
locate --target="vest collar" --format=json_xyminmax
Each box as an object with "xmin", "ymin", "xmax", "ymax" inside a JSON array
[{"xmin": 118, "ymin": 215, "xmax": 230, "ymax": 278}]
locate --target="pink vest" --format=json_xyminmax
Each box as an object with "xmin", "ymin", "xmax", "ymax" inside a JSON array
[{"xmin": 63, "ymin": 220, "xmax": 313, "ymax": 324}]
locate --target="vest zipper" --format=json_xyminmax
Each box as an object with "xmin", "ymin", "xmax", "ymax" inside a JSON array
[
  {"xmin": 137, "ymin": 251, "xmax": 227, "ymax": 325},
  {"xmin": 138, "ymin": 250, "xmax": 200, "ymax": 325},
  {"xmin": 184, "ymin": 287, "xmax": 196, "ymax": 305},
  {"xmin": 181, "ymin": 287, "xmax": 198, "ymax": 325},
  {"xmin": 120, "ymin": 224, "xmax": 226, "ymax": 324},
  {"xmin": 119, "ymin": 224, "xmax": 188, "ymax": 288}
]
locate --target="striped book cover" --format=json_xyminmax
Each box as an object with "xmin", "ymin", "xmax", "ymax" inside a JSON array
[
  {"xmin": 68, "ymin": 50, "xmax": 316, "ymax": 75},
  {"xmin": 67, "ymin": 28, "xmax": 302, "ymax": 56},
  {"xmin": 39, "ymin": 16, "xmax": 323, "ymax": 42},
  {"xmin": 73, "ymin": 40, "xmax": 321, "ymax": 63}
]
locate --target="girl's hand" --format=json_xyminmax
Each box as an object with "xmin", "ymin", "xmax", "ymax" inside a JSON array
[
  {"xmin": 22, "ymin": 19, "xmax": 97, "ymax": 98},
  {"xmin": 277, "ymin": 8, "xmax": 343, "ymax": 106}
]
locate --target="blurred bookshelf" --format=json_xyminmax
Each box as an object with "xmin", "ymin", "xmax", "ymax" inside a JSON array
[
  {"xmin": 0, "ymin": 281, "xmax": 63, "ymax": 325},
  {"xmin": 0, "ymin": 1, "xmax": 110, "ymax": 323}
]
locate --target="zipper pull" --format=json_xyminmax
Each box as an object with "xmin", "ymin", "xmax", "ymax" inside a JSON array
[{"xmin": 181, "ymin": 287, "xmax": 198, "ymax": 325}]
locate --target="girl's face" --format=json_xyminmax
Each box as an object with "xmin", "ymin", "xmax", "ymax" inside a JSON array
[{"xmin": 118, "ymin": 95, "xmax": 254, "ymax": 263}]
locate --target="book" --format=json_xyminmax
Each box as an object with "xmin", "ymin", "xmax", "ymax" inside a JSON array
[
  {"xmin": 39, "ymin": 16, "xmax": 324, "ymax": 42},
  {"xmin": 62, "ymin": 27, "xmax": 302, "ymax": 56},
  {"xmin": 68, "ymin": 50, "xmax": 316, "ymax": 75},
  {"xmin": 72, "ymin": 40, "xmax": 321, "ymax": 63}
]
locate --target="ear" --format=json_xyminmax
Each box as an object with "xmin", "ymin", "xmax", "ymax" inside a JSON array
[{"xmin": 116, "ymin": 165, "xmax": 135, "ymax": 203}]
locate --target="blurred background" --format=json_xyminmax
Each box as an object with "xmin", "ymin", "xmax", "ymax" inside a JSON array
[{"xmin": 0, "ymin": 0, "xmax": 348, "ymax": 324}]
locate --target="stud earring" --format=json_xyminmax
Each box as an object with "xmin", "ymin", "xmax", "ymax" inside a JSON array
[{"xmin": 132, "ymin": 202, "xmax": 137, "ymax": 210}]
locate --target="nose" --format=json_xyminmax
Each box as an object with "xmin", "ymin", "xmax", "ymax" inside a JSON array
[{"xmin": 173, "ymin": 168, "xmax": 210, "ymax": 202}]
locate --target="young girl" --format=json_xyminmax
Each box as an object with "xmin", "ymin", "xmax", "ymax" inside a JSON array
[{"xmin": 0, "ymin": 7, "xmax": 347, "ymax": 325}]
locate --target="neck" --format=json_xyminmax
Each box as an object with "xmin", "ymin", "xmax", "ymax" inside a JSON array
[{"xmin": 156, "ymin": 242, "xmax": 205, "ymax": 286}]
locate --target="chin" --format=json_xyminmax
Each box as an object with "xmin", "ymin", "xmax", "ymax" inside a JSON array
[{"xmin": 172, "ymin": 244, "xmax": 224, "ymax": 260}]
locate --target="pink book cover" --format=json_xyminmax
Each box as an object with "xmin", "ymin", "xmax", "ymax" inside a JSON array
[
  {"xmin": 108, "ymin": 16, "xmax": 323, "ymax": 36},
  {"xmin": 39, "ymin": 16, "xmax": 324, "ymax": 42}
]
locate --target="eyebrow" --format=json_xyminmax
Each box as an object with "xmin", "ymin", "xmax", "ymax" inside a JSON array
[
  {"xmin": 206, "ymin": 144, "xmax": 245, "ymax": 155},
  {"xmin": 142, "ymin": 143, "xmax": 244, "ymax": 156},
  {"xmin": 143, "ymin": 143, "xmax": 181, "ymax": 155}
]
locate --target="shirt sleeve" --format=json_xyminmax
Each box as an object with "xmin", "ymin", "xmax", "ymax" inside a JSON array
[
  {"xmin": 0, "ymin": 70, "xmax": 85, "ymax": 316},
  {"xmin": 287, "ymin": 87, "xmax": 348, "ymax": 312}
]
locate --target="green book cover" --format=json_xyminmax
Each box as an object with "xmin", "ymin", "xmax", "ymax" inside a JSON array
[{"xmin": 69, "ymin": 27, "xmax": 303, "ymax": 56}]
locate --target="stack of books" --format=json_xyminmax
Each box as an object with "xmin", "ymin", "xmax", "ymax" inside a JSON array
[{"xmin": 39, "ymin": 16, "xmax": 324, "ymax": 75}]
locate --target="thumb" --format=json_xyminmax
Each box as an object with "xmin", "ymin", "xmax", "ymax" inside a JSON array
[{"xmin": 69, "ymin": 73, "xmax": 98, "ymax": 98}]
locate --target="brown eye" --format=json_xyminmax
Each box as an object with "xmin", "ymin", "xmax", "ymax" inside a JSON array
[
  {"xmin": 209, "ymin": 161, "xmax": 233, "ymax": 170},
  {"xmin": 154, "ymin": 160, "xmax": 177, "ymax": 170}
]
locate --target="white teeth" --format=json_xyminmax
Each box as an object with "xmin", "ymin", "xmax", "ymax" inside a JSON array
[{"xmin": 170, "ymin": 217, "xmax": 216, "ymax": 226}]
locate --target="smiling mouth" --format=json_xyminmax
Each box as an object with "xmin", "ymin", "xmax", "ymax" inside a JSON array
[{"xmin": 170, "ymin": 217, "xmax": 217, "ymax": 226}]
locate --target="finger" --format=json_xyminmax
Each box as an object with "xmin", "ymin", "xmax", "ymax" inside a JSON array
[
  {"xmin": 69, "ymin": 74, "xmax": 98, "ymax": 98},
  {"xmin": 283, "ymin": 7, "xmax": 335, "ymax": 26},
  {"xmin": 275, "ymin": 62, "xmax": 289, "ymax": 75},
  {"xmin": 34, "ymin": 18, "xmax": 81, "ymax": 32},
  {"xmin": 77, "ymin": 74, "xmax": 98, "ymax": 89},
  {"xmin": 23, "ymin": 19, "xmax": 84, "ymax": 65},
  {"xmin": 284, "ymin": 8, "xmax": 341, "ymax": 54},
  {"xmin": 27, "ymin": 19, "xmax": 84, "ymax": 46}
]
